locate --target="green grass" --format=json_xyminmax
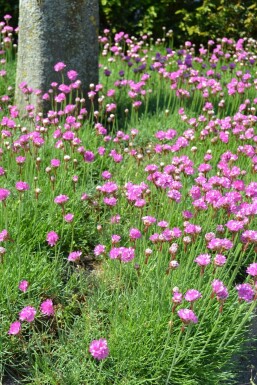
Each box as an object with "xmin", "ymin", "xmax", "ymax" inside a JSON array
[{"xmin": 0, "ymin": 33, "xmax": 257, "ymax": 385}]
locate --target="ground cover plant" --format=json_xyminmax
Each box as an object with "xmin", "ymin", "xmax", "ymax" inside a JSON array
[{"xmin": 1, "ymin": 14, "xmax": 257, "ymax": 385}]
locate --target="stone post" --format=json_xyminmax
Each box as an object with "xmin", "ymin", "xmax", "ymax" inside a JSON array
[{"xmin": 15, "ymin": 0, "xmax": 99, "ymax": 113}]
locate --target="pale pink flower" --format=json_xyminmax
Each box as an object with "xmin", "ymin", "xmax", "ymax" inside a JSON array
[
  {"xmin": 89, "ymin": 338, "xmax": 109, "ymax": 360},
  {"xmin": 46, "ymin": 231, "xmax": 59, "ymax": 247},
  {"xmin": 19, "ymin": 306, "xmax": 36, "ymax": 322},
  {"xmin": 15, "ymin": 181, "xmax": 30, "ymax": 192},
  {"xmin": 8, "ymin": 321, "xmax": 21, "ymax": 335},
  {"xmin": 54, "ymin": 62, "xmax": 66, "ymax": 72},
  {"xmin": 177, "ymin": 309, "xmax": 198, "ymax": 324},
  {"xmin": 19, "ymin": 280, "xmax": 29, "ymax": 293},
  {"xmin": 40, "ymin": 299, "xmax": 54, "ymax": 316},
  {"xmin": 54, "ymin": 194, "xmax": 69, "ymax": 205},
  {"xmin": 68, "ymin": 251, "xmax": 82, "ymax": 262},
  {"xmin": 64, "ymin": 213, "xmax": 74, "ymax": 223}
]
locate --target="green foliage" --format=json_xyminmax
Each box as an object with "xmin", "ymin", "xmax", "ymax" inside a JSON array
[
  {"xmin": 2, "ymin": 0, "xmax": 257, "ymax": 45},
  {"xmin": 177, "ymin": 0, "xmax": 257, "ymax": 44}
]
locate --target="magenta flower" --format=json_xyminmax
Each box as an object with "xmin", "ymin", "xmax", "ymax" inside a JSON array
[
  {"xmin": 54, "ymin": 194, "xmax": 69, "ymax": 205},
  {"xmin": 40, "ymin": 299, "xmax": 54, "ymax": 316},
  {"xmin": 15, "ymin": 181, "xmax": 30, "ymax": 192},
  {"xmin": 68, "ymin": 251, "xmax": 82, "ymax": 262},
  {"xmin": 109, "ymin": 247, "xmax": 135, "ymax": 263},
  {"xmin": 51, "ymin": 159, "xmax": 61, "ymax": 168},
  {"xmin": 64, "ymin": 213, "xmax": 74, "ymax": 223},
  {"xmin": 211, "ymin": 280, "xmax": 229, "ymax": 300},
  {"xmin": 46, "ymin": 231, "xmax": 59, "ymax": 247},
  {"xmin": 67, "ymin": 70, "xmax": 78, "ymax": 81},
  {"xmin": 236, "ymin": 283, "xmax": 254, "ymax": 302},
  {"xmin": 103, "ymin": 197, "xmax": 117, "ymax": 206},
  {"xmin": 19, "ymin": 280, "xmax": 29, "ymax": 293},
  {"xmin": 89, "ymin": 338, "xmax": 109, "ymax": 360},
  {"xmin": 0, "ymin": 229, "xmax": 9, "ymax": 242},
  {"xmin": 184, "ymin": 289, "xmax": 202, "ymax": 303},
  {"xmin": 111, "ymin": 234, "xmax": 121, "ymax": 244},
  {"xmin": 54, "ymin": 62, "xmax": 66, "ymax": 72},
  {"xmin": 94, "ymin": 244, "xmax": 106, "ymax": 256},
  {"xmin": 129, "ymin": 228, "xmax": 142, "ymax": 240},
  {"xmin": 194, "ymin": 254, "xmax": 211, "ymax": 266},
  {"xmin": 177, "ymin": 309, "xmax": 198, "ymax": 324},
  {"xmin": 84, "ymin": 151, "xmax": 95, "ymax": 163},
  {"xmin": 214, "ymin": 254, "xmax": 227, "ymax": 267},
  {"xmin": 246, "ymin": 263, "xmax": 257, "ymax": 278},
  {"xmin": 8, "ymin": 321, "xmax": 21, "ymax": 335},
  {"xmin": 19, "ymin": 306, "xmax": 36, "ymax": 322}
]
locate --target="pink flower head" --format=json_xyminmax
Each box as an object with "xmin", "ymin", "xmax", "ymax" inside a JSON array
[
  {"xmin": 68, "ymin": 251, "xmax": 82, "ymax": 262},
  {"xmin": 89, "ymin": 338, "xmax": 109, "ymax": 360},
  {"xmin": 8, "ymin": 321, "xmax": 21, "ymax": 335},
  {"xmin": 177, "ymin": 309, "xmax": 198, "ymax": 324},
  {"xmin": 129, "ymin": 228, "xmax": 142, "ymax": 240},
  {"xmin": 211, "ymin": 279, "xmax": 229, "ymax": 300},
  {"xmin": 94, "ymin": 244, "xmax": 106, "ymax": 256},
  {"xmin": 246, "ymin": 263, "xmax": 257, "ymax": 278},
  {"xmin": 54, "ymin": 194, "xmax": 69, "ymax": 205},
  {"xmin": 46, "ymin": 231, "xmax": 59, "ymax": 247},
  {"xmin": 111, "ymin": 234, "xmax": 121, "ymax": 244},
  {"xmin": 51, "ymin": 159, "xmax": 61, "ymax": 168},
  {"xmin": 110, "ymin": 215, "xmax": 121, "ymax": 224},
  {"xmin": 15, "ymin": 181, "xmax": 30, "ymax": 192},
  {"xmin": 19, "ymin": 280, "xmax": 29, "ymax": 292},
  {"xmin": 19, "ymin": 306, "xmax": 36, "ymax": 322},
  {"xmin": 194, "ymin": 254, "xmax": 211, "ymax": 266},
  {"xmin": 64, "ymin": 213, "xmax": 74, "ymax": 223},
  {"xmin": 0, "ymin": 188, "xmax": 10, "ymax": 201},
  {"xmin": 184, "ymin": 289, "xmax": 202, "ymax": 303},
  {"xmin": 40, "ymin": 299, "xmax": 54, "ymax": 316},
  {"xmin": 0, "ymin": 229, "xmax": 9, "ymax": 242},
  {"xmin": 67, "ymin": 70, "xmax": 78, "ymax": 81},
  {"xmin": 54, "ymin": 62, "xmax": 66, "ymax": 72},
  {"xmin": 236, "ymin": 283, "xmax": 254, "ymax": 302},
  {"xmin": 214, "ymin": 254, "xmax": 227, "ymax": 267}
]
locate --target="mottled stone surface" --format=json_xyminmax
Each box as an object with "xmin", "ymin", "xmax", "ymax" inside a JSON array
[{"xmin": 15, "ymin": 0, "xmax": 99, "ymax": 112}]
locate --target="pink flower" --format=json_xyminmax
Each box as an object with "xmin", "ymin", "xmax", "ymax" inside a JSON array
[
  {"xmin": 111, "ymin": 234, "xmax": 121, "ymax": 244},
  {"xmin": 54, "ymin": 62, "xmax": 66, "ymax": 72},
  {"xmin": 46, "ymin": 231, "xmax": 59, "ymax": 246},
  {"xmin": 211, "ymin": 280, "xmax": 229, "ymax": 300},
  {"xmin": 67, "ymin": 70, "xmax": 78, "ymax": 81},
  {"xmin": 110, "ymin": 215, "xmax": 121, "ymax": 224},
  {"xmin": 94, "ymin": 244, "xmax": 106, "ymax": 256},
  {"xmin": 19, "ymin": 280, "xmax": 29, "ymax": 292},
  {"xmin": 236, "ymin": 283, "xmax": 254, "ymax": 302},
  {"xmin": 246, "ymin": 263, "xmax": 257, "ymax": 278},
  {"xmin": 177, "ymin": 309, "xmax": 198, "ymax": 324},
  {"xmin": 15, "ymin": 181, "xmax": 30, "ymax": 192},
  {"xmin": 0, "ymin": 229, "xmax": 9, "ymax": 241},
  {"xmin": 89, "ymin": 338, "xmax": 109, "ymax": 360},
  {"xmin": 19, "ymin": 306, "xmax": 36, "ymax": 322},
  {"xmin": 129, "ymin": 228, "xmax": 142, "ymax": 240},
  {"xmin": 194, "ymin": 254, "xmax": 211, "ymax": 266},
  {"xmin": 54, "ymin": 194, "xmax": 69, "ymax": 205},
  {"xmin": 64, "ymin": 213, "xmax": 74, "ymax": 223},
  {"xmin": 68, "ymin": 251, "xmax": 82, "ymax": 262},
  {"xmin": 184, "ymin": 289, "xmax": 202, "ymax": 303},
  {"xmin": 40, "ymin": 299, "xmax": 54, "ymax": 316},
  {"xmin": 0, "ymin": 188, "xmax": 10, "ymax": 201},
  {"xmin": 8, "ymin": 321, "xmax": 21, "ymax": 335},
  {"xmin": 214, "ymin": 254, "xmax": 227, "ymax": 267},
  {"xmin": 51, "ymin": 159, "xmax": 61, "ymax": 168}
]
